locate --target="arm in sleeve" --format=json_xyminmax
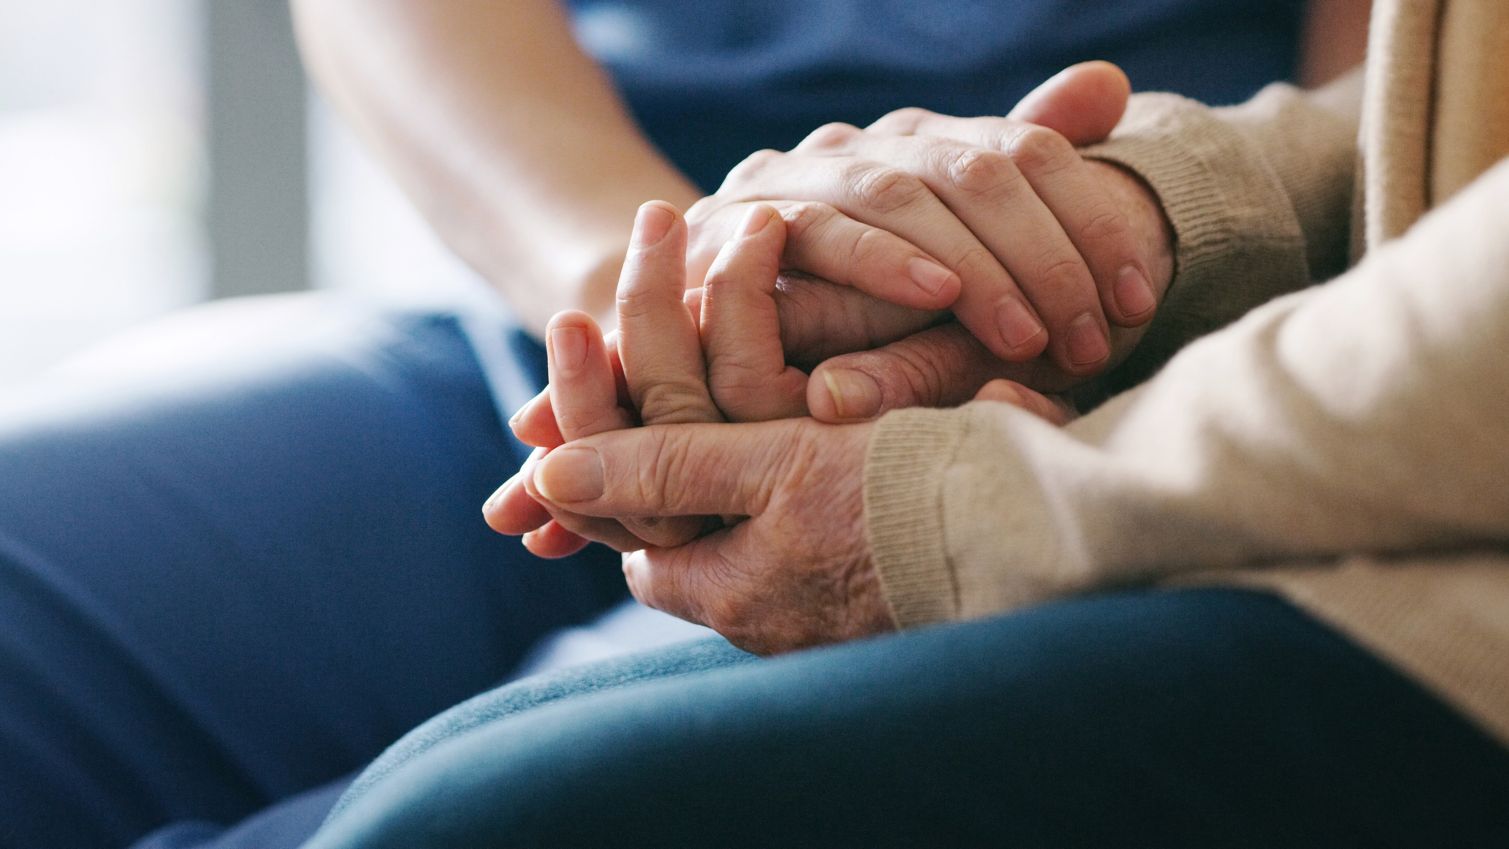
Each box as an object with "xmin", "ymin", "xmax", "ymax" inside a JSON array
[
  {"xmin": 866, "ymin": 156, "xmax": 1509, "ymax": 627},
  {"xmin": 1081, "ymin": 70, "xmax": 1364, "ymax": 391}
]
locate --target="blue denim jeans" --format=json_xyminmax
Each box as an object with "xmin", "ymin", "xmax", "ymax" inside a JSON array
[
  {"xmin": 1, "ymin": 295, "xmax": 1505, "ymax": 848},
  {"xmin": 305, "ymin": 588, "xmax": 1509, "ymax": 849},
  {"xmin": 0, "ymin": 294, "xmax": 628, "ymax": 848}
]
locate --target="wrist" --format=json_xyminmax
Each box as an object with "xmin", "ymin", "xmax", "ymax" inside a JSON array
[
  {"xmin": 472, "ymin": 235, "xmax": 624, "ymax": 337},
  {"xmin": 477, "ymin": 191, "xmax": 701, "ymax": 338}
]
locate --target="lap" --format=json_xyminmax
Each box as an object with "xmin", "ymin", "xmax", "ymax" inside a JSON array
[
  {"xmin": 0, "ymin": 293, "xmax": 627, "ymax": 848},
  {"xmin": 312, "ymin": 588, "xmax": 1509, "ymax": 849}
]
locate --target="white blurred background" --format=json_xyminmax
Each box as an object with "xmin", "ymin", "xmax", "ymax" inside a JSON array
[{"xmin": 0, "ymin": 0, "xmax": 469, "ymax": 385}]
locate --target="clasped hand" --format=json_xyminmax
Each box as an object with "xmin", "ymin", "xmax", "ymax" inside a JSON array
[{"xmin": 484, "ymin": 63, "xmax": 1170, "ymax": 654}]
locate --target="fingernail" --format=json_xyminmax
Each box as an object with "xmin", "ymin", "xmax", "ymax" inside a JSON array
[
  {"xmin": 996, "ymin": 297, "xmax": 1045, "ymax": 353},
  {"xmin": 633, "ymin": 202, "xmax": 676, "ymax": 247},
  {"xmin": 484, "ymin": 475, "xmax": 517, "ymax": 512},
  {"xmin": 738, "ymin": 205, "xmax": 775, "ymax": 238},
  {"xmin": 1066, "ymin": 313, "xmax": 1110, "ymax": 366},
  {"xmin": 548, "ymin": 326, "xmax": 587, "ymax": 372},
  {"xmin": 821, "ymin": 369, "xmax": 883, "ymax": 420},
  {"xmin": 508, "ymin": 394, "xmax": 537, "ymax": 430},
  {"xmin": 535, "ymin": 446, "xmax": 604, "ymax": 503},
  {"xmin": 982, "ymin": 382, "xmax": 1024, "ymax": 407},
  {"xmin": 1113, "ymin": 265, "xmax": 1157, "ymax": 318},
  {"xmin": 906, "ymin": 257, "xmax": 958, "ymax": 298}
]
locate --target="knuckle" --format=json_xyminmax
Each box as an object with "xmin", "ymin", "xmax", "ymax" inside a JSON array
[
  {"xmin": 636, "ymin": 378, "xmax": 715, "ymax": 426},
  {"xmin": 1006, "ymin": 125, "xmax": 1075, "ymax": 175},
  {"xmin": 1032, "ymin": 254, "xmax": 1094, "ymax": 298},
  {"xmin": 556, "ymin": 406, "xmax": 620, "ymax": 437},
  {"xmin": 779, "ymin": 201, "xmax": 838, "ymax": 242},
  {"xmin": 946, "ymin": 147, "xmax": 1025, "ymax": 201},
  {"xmin": 613, "ymin": 283, "xmax": 662, "ymax": 322},
  {"xmin": 702, "ymin": 255, "xmax": 754, "ymax": 292},
  {"xmin": 719, "ymin": 148, "xmax": 783, "ymax": 190},
  {"xmin": 708, "ymin": 358, "xmax": 772, "ymax": 410},
  {"xmin": 886, "ymin": 346, "xmax": 948, "ymax": 405},
  {"xmin": 951, "ymin": 244, "xmax": 1005, "ymax": 284},
  {"xmin": 845, "ymin": 164, "xmax": 929, "ymax": 215},
  {"xmin": 799, "ymin": 121, "xmax": 861, "ymax": 150},
  {"xmin": 844, "ymin": 226, "xmax": 892, "ymax": 272},
  {"xmin": 684, "ymin": 195, "xmax": 718, "ymax": 227},
  {"xmin": 1076, "ymin": 205, "xmax": 1133, "ymax": 246},
  {"xmin": 868, "ymin": 106, "xmax": 933, "ymax": 135}
]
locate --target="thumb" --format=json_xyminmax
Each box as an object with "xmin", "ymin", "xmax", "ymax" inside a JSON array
[
  {"xmin": 973, "ymin": 379, "xmax": 1079, "ymax": 426},
  {"xmin": 1007, "ymin": 60, "xmax": 1130, "ymax": 146},
  {"xmin": 807, "ymin": 323, "xmax": 1057, "ymax": 423}
]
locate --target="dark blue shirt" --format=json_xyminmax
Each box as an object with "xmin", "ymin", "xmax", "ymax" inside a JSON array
[{"xmin": 568, "ymin": 0, "xmax": 1305, "ymax": 191}]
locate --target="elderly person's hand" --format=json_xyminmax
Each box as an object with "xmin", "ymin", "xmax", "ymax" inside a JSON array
[
  {"xmin": 529, "ymin": 415, "xmax": 883, "ymax": 655},
  {"xmin": 485, "ymin": 201, "xmax": 1072, "ymax": 648},
  {"xmin": 489, "ymin": 199, "xmax": 818, "ymax": 558},
  {"xmin": 509, "ymin": 62, "xmax": 1173, "ymax": 428},
  {"xmin": 514, "ymin": 358, "xmax": 1073, "ymax": 658},
  {"xmin": 487, "ymin": 61, "xmax": 1156, "ymax": 640}
]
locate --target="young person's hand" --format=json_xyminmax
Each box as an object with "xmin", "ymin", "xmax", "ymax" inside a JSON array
[
  {"xmin": 488, "ymin": 202, "xmax": 1086, "ymax": 567},
  {"xmin": 796, "ymin": 144, "xmax": 1172, "ymax": 421},
  {"xmin": 684, "ymin": 61, "xmax": 1168, "ymax": 378},
  {"xmin": 507, "ymin": 62, "xmax": 1172, "ymax": 433}
]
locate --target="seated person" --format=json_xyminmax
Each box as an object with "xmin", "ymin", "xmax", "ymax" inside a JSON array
[
  {"xmin": 306, "ymin": 2, "xmax": 1509, "ymax": 846},
  {"xmin": 0, "ymin": 2, "xmax": 1368, "ymax": 848}
]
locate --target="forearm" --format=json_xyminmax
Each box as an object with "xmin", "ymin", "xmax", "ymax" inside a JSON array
[
  {"xmin": 292, "ymin": 0, "xmax": 700, "ymax": 334},
  {"xmin": 867, "ymin": 158, "xmax": 1509, "ymax": 627}
]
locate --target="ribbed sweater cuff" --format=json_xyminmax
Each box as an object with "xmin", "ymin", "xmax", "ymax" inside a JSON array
[
  {"xmin": 1083, "ymin": 96, "xmax": 1240, "ymax": 282},
  {"xmin": 863, "ymin": 407, "xmax": 972, "ymax": 628},
  {"xmin": 1081, "ymin": 93, "xmax": 1309, "ymax": 389}
]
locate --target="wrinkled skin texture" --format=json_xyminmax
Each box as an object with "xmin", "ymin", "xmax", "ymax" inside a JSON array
[{"xmin": 487, "ymin": 63, "xmax": 1166, "ymax": 653}]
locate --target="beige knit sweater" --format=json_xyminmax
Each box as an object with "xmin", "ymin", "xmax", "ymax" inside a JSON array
[{"xmin": 863, "ymin": 0, "xmax": 1509, "ymax": 745}]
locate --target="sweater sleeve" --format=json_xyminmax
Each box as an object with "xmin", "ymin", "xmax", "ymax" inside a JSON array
[
  {"xmin": 865, "ymin": 156, "xmax": 1509, "ymax": 628},
  {"xmin": 1080, "ymin": 71, "xmax": 1363, "ymax": 391}
]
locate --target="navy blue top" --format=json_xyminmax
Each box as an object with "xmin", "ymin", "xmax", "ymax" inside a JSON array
[{"xmin": 568, "ymin": 0, "xmax": 1305, "ymax": 191}]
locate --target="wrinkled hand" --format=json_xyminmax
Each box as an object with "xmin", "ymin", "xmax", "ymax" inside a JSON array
[
  {"xmin": 526, "ymin": 415, "xmax": 888, "ymax": 655},
  {"xmin": 484, "ymin": 62, "xmax": 1159, "ymax": 649},
  {"xmin": 510, "ymin": 62, "xmax": 1172, "ymax": 432},
  {"xmin": 486, "ymin": 200, "xmax": 890, "ymax": 650},
  {"xmin": 485, "ymin": 205, "xmax": 1076, "ymax": 651},
  {"xmin": 686, "ymin": 61, "xmax": 1165, "ymax": 378},
  {"xmin": 489, "ymin": 200, "xmax": 800, "ymax": 557}
]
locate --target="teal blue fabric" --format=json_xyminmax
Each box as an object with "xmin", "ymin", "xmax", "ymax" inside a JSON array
[
  {"xmin": 571, "ymin": 0, "xmax": 1307, "ymax": 191},
  {"xmin": 0, "ymin": 294, "xmax": 627, "ymax": 849},
  {"xmin": 332, "ymin": 638, "xmax": 756, "ymax": 817},
  {"xmin": 307, "ymin": 589, "xmax": 1509, "ymax": 849},
  {"xmin": 0, "ymin": 5, "xmax": 1387, "ymax": 845}
]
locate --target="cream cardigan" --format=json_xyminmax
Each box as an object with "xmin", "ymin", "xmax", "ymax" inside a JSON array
[{"xmin": 863, "ymin": 0, "xmax": 1509, "ymax": 744}]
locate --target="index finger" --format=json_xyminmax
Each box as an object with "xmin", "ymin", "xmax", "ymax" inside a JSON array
[
  {"xmin": 616, "ymin": 202, "xmax": 723, "ymax": 426},
  {"xmin": 532, "ymin": 419, "xmax": 806, "ymax": 518}
]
